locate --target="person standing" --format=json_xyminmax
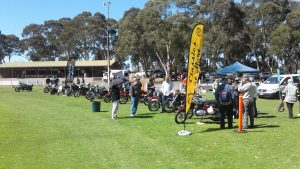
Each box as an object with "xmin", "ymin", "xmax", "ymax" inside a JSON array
[
  {"xmin": 111, "ymin": 83, "xmax": 121, "ymax": 120},
  {"xmin": 232, "ymin": 78, "xmax": 240, "ymax": 119},
  {"xmin": 216, "ymin": 77, "xmax": 233, "ymax": 129},
  {"xmin": 147, "ymin": 77, "xmax": 155, "ymax": 97},
  {"xmin": 282, "ymin": 79, "xmax": 299, "ymax": 119},
  {"xmin": 130, "ymin": 78, "xmax": 142, "ymax": 116},
  {"xmin": 238, "ymin": 75, "xmax": 257, "ymax": 129},
  {"xmin": 160, "ymin": 77, "xmax": 174, "ymax": 113}
]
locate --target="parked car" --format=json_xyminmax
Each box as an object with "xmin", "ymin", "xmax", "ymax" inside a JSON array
[
  {"xmin": 150, "ymin": 69, "xmax": 166, "ymax": 78},
  {"xmin": 260, "ymin": 72, "xmax": 272, "ymax": 82},
  {"xmin": 257, "ymin": 74, "xmax": 300, "ymax": 99}
]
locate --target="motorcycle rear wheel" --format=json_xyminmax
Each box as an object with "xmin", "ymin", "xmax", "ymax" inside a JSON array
[
  {"xmin": 187, "ymin": 110, "xmax": 194, "ymax": 119},
  {"xmin": 85, "ymin": 92, "xmax": 93, "ymax": 100},
  {"xmin": 15, "ymin": 87, "xmax": 20, "ymax": 92},
  {"xmin": 119, "ymin": 95, "xmax": 128, "ymax": 104},
  {"xmin": 43, "ymin": 87, "xmax": 49, "ymax": 93},
  {"xmin": 103, "ymin": 96, "xmax": 111, "ymax": 103},
  {"xmin": 175, "ymin": 112, "xmax": 187, "ymax": 124}
]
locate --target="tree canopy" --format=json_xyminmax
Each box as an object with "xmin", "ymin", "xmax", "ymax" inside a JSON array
[{"xmin": 0, "ymin": 0, "xmax": 299, "ymax": 74}]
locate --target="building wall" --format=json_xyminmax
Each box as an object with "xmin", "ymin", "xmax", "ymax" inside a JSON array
[{"xmin": 0, "ymin": 67, "xmax": 108, "ymax": 78}]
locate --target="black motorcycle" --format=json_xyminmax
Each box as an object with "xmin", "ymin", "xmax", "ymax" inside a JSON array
[
  {"xmin": 73, "ymin": 84, "xmax": 89, "ymax": 97},
  {"xmin": 85, "ymin": 86, "xmax": 108, "ymax": 100},
  {"xmin": 15, "ymin": 82, "xmax": 33, "ymax": 92},
  {"xmin": 175, "ymin": 95, "xmax": 220, "ymax": 124},
  {"xmin": 163, "ymin": 91, "xmax": 186, "ymax": 113}
]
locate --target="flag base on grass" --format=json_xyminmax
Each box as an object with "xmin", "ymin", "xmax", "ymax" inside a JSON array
[{"xmin": 178, "ymin": 130, "xmax": 192, "ymax": 136}]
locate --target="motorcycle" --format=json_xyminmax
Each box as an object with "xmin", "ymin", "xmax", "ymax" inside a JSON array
[
  {"xmin": 15, "ymin": 82, "xmax": 33, "ymax": 92},
  {"xmin": 103, "ymin": 90, "xmax": 129, "ymax": 104},
  {"xmin": 73, "ymin": 84, "xmax": 89, "ymax": 97},
  {"xmin": 147, "ymin": 91, "xmax": 164, "ymax": 111},
  {"xmin": 85, "ymin": 86, "xmax": 108, "ymax": 100},
  {"xmin": 175, "ymin": 95, "xmax": 220, "ymax": 124},
  {"xmin": 163, "ymin": 91, "xmax": 186, "ymax": 113}
]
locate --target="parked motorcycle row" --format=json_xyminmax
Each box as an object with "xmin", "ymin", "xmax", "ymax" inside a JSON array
[{"xmin": 14, "ymin": 79, "xmax": 220, "ymax": 124}]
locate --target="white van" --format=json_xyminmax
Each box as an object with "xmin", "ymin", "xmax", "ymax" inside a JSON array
[
  {"xmin": 102, "ymin": 70, "xmax": 130, "ymax": 81},
  {"xmin": 257, "ymin": 74, "xmax": 300, "ymax": 98}
]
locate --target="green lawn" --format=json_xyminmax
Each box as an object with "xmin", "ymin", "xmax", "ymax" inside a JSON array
[{"xmin": 1, "ymin": 86, "xmax": 300, "ymax": 169}]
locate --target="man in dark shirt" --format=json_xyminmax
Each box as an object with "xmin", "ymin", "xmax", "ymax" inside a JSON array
[{"xmin": 130, "ymin": 78, "xmax": 142, "ymax": 116}]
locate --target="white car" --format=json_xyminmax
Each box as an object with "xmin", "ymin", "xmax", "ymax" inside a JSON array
[{"xmin": 257, "ymin": 74, "xmax": 300, "ymax": 98}]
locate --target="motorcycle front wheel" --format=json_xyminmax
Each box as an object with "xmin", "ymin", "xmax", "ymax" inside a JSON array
[
  {"xmin": 74, "ymin": 91, "xmax": 80, "ymax": 97},
  {"xmin": 148, "ymin": 100, "xmax": 160, "ymax": 111},
  {"xmin": 164, "ymin": 100, "xmax": 175, "ymax": 113},
  {"xmin": 143, "ymin": 96, "xmax": 150, "ymax": 106},
  {"xmin": 175, "ymin": 112, "xmax": 187, "ymax": 124}
]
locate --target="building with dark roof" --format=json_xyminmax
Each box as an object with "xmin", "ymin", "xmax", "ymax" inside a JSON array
[{"xmin": 0, "ymin": 60, "xmax": 118, "ymax": 78}]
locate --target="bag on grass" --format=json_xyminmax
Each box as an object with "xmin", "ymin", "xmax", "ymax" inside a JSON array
[{"xmin": 278, "ymin": 101, "xmax": 285, "ymax": 112}]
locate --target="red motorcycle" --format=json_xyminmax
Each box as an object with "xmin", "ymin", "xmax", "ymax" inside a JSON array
[
  {"xmin": 175, "ymin": 95, "xmax": 220, "ymax": 124},
  {"xmin": 103, "ymin": 91, "xmax": 129, "ymax": 104}
]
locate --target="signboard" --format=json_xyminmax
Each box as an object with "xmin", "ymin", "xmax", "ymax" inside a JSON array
[{"xmin": 66, "ymin": 58, "xmax": 75, "ymax": 84}]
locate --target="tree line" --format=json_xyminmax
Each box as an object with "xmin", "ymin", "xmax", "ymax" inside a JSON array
[{"xmin": 0, "ymin": 0, "xmax": 299, "ymax": 78}]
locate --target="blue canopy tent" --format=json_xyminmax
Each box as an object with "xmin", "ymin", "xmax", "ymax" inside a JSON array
[{"xmin": 215, "ymin": 61, "xmax": 259, "ymax": 75}]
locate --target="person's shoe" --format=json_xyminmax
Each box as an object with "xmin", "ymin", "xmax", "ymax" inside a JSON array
[
  {"xmin": 112, "ymin": 115, "xmax": 118, "ymax": 120},
  {"xmin": 130, "ymin": 114, "xmax": 136, "ymax": 117}
]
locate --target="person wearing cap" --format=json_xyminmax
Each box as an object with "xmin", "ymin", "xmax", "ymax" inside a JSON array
[
  {"xmin": 129, "ymin": 77, "xmax": 142, "ymax": 116},
  {"xmin": 282, "ymin": 78, "xmax": 299, "ymax": 118},
  {"xmin": 238, "ymin": 74, "xmax": 257, "ymax": 129}
]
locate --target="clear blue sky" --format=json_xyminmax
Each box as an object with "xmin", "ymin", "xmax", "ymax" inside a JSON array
[{"xmin": 0, "ymin": 0, "xmax": 148, "ymax": 38}]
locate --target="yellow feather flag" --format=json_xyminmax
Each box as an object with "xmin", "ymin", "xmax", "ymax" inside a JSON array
[{"xmin": 185, "ymin": 24, "xmax": 204, "ymax": 114}]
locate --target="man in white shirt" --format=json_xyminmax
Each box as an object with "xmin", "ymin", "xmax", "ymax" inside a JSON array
[{"xmin": 160, "ymin": 77, "xmax": 174, "ymax": 113}]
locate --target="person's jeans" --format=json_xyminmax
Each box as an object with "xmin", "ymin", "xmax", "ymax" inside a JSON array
[
  {"xmin": 286, "ymin": 102, "xmax": 294, "ymax": 118},
  {"xmin": 243, "ymin": 99, "xmax": 254, "ymax": 129},
  {"xmin": 131, "ymin": 96, "xmax": 139, "ymax": 115}
]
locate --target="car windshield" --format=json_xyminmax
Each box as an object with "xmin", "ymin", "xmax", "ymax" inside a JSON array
[{"xmin": 263, "ymin": 76, "xmax": 283, "ymax": 84}]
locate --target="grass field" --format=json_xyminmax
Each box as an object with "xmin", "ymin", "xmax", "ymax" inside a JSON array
[{"xmin": 1, "ymin": 86, "xmax": 300, "ymax": 169}]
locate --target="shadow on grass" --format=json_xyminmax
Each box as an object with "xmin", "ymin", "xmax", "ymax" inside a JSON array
[
  {"xmin": 201, "ymin": 124, "xmax": 280, "ymax": 133},
  {"xmin": 99, "ymin": 110, "xmax": 109, "ymax": 113},
  {"xmin": 120, "ymin": 115, "xmax": 154, "ymax": 119},
  {"xmin": 252, "ymin": 124, "xmax": 280, "ymax": 129},
  {"xmin": 257, "ymin": 115, "xmax": 277, "ymax": 119}
]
